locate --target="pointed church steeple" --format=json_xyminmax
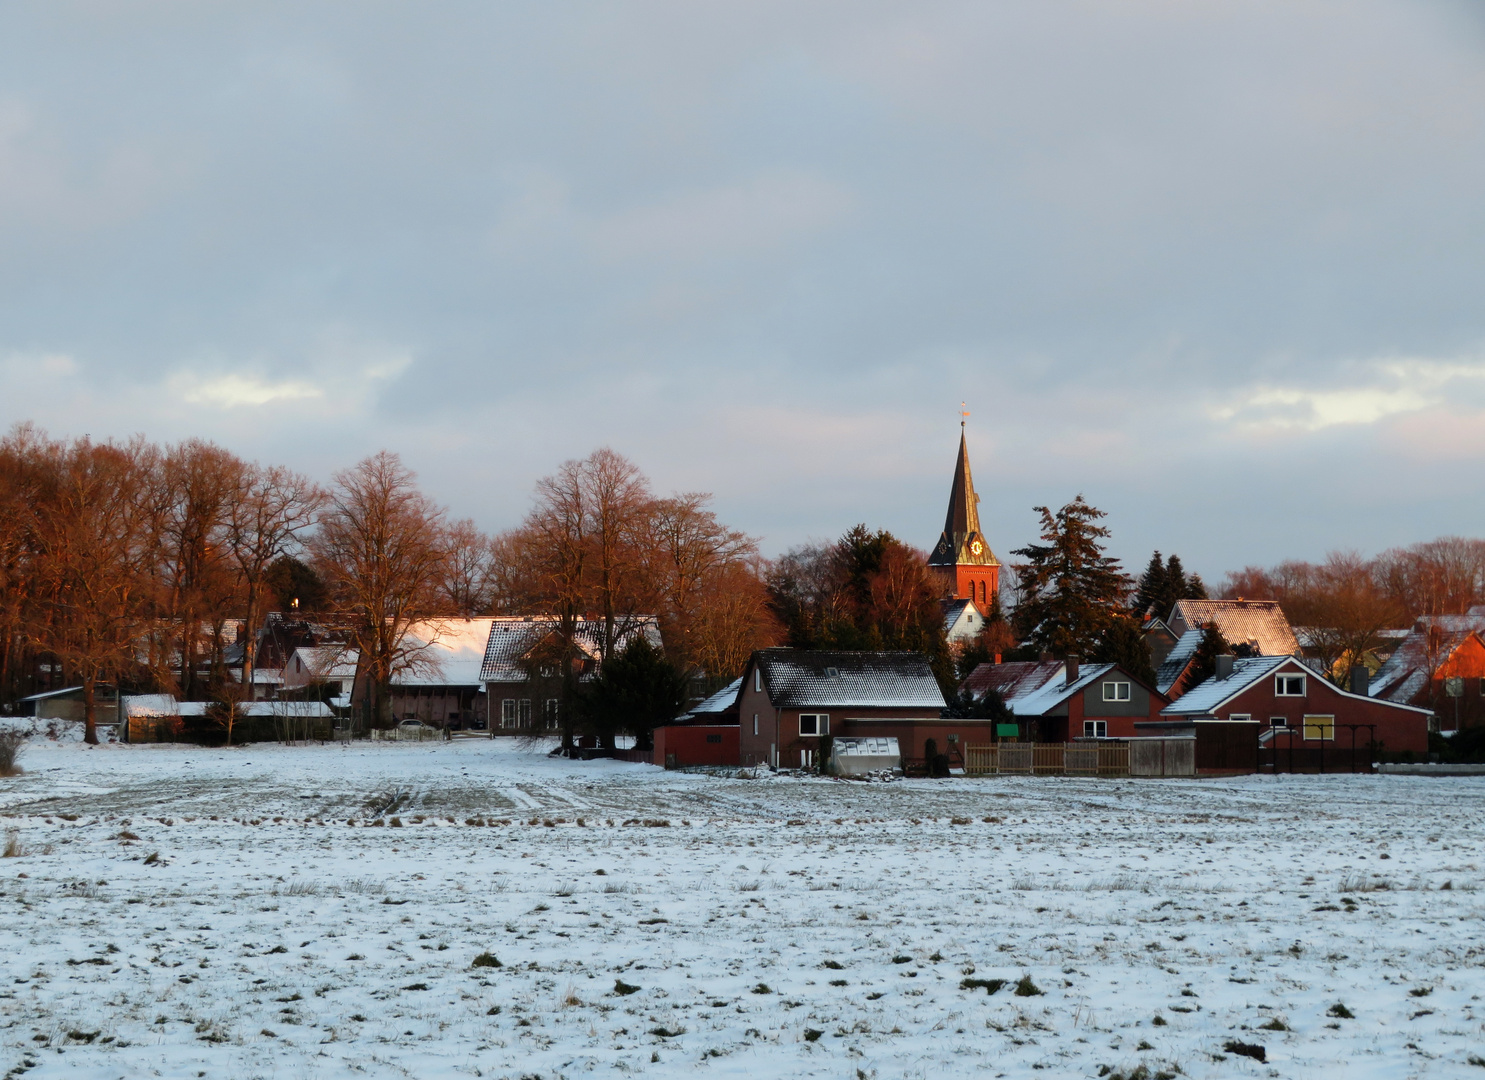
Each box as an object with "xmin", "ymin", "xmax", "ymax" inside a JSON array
[{"xmin": 928, "ymin": 423, "xmax": 1000, "ymax": 611}]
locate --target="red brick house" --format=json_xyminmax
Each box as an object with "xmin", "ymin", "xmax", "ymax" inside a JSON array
[
  {"xmin": 1162, "ymin": 654, "xmax": 1431, "ymax": 755},
  {"xmin": 965, "ymin": 659, "xmax": 1169, "ymax": 741},
  {"xmin": 736, "ymin": 649, "xmax": 955, "ymax": 769}
]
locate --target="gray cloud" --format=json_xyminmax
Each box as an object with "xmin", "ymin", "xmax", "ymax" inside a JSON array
[{"xmin": 2, "ymin": 0, "xmax": 1484, "ymax": 580}]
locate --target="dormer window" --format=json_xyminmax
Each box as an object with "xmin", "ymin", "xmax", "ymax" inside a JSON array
[{"xmin": 825, "ymin": 667, "xmax": 839, "ymax": 678}]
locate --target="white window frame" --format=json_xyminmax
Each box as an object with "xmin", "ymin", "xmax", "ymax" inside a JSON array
[
  {"xmin": 1275, "ymin": 674, "xmax": 1307, "ymax": 697},
  {"xmin": 752, "ymin": 714, "xmax": 758, "ymax": 736},
  {"xmin": 518, "ymin": 698, "xmax": 531, "ymax": 724},
  {"xmin": 501, "ymin": 699, "xmax": 517, "ymax": 728},
  {"xmin": 1269, "ymin": 716, "xmax": 1288, "ymax": 729},
  {"xmin": 543, "ymin": 698, "xmax": 560, "ymax": 730},
  {"xmin": 1229, "ymin": 713, "xmax": 1251, "ymax": 722},
  {"xmin": 1101, "ymin": 681, "xmax": 1131, "ymax": 702},
  {"xmin": 798, "ymin": 713, "xmax": 829, "ymax": 737},
  {"xmin": 1083, "ymin": 720, "xmax": 1108, "ymax": 738},
  {"xmin": 754, "ymin": 669, "xmax": 762, "ymax": 693}
]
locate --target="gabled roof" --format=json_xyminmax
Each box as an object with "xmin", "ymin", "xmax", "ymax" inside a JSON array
[
  {"xmin": 394, "ymin": 618, "xmax": 499, "ymax": 688},
  {"xmin": 941, "ymin": 598, "xmax": 986, "ymax": 642},
  {"xmin": 753, "ymin": 649, "xmax": 946, "ymax": 710},
  {"xmin": 1162, "ymin": 655, "xmax": 1431, "ymax": 717},
  {"xmin": 1156, "ymin": 627, "xmax": 1203, "ymax": 695},
  {"xmin": 1369, "ymin": 615, "xmax": 1485, "ymax": 703},
  {"xmin": 961, "ymin": 661, "xmax": 1065, "ymax": 704},
  {"xmin": 1007, "ymin": 663, "xmax": 1118, "ymax": 717},
  {"xmin": 287, "ymin": 645, "xmax": 359, "ymax": 682},
  {"xmin": 1168, "ymin": 599, "xmax": 1299, "ymax": 657},
  {"xmin": 478, "ymin": 616, "xmax": 662, "ymax": 683}
]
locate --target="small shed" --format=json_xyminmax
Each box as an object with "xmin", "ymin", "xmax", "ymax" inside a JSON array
[{"xmin": 829, "ymin": 736, "xmax": 901, "ymax": 776}]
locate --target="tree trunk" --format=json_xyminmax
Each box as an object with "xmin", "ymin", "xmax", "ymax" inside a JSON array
[{"xmin": 82, "ymin": 674, "xmax": 98, "ymax": 745}]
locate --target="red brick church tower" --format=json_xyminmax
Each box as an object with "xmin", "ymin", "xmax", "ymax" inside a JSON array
[{"xmin": 928, "ymin": 424, "xmax": 1000, "ymax": 613}]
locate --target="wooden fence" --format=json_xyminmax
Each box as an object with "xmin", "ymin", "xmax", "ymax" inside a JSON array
[{"xmin": 964, "ymin": 739, "xmax": 1192, "ymax": 778}]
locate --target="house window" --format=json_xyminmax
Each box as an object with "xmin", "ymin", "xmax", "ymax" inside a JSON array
[
  {"xmin": 825, "ymin": 667, "xmax": 839, "ymax": 678},
  {"xmin": 752, "ymin": 714, "xmax": 758, "ymax": 736},
  {"xmin": 755, "ymin": 670, "xmax": 762, "ymax": 693},
  {"xmin": 798, "ymin": 713, "xmax": 829, "ymax": 737},
  {"xmin": 518, "ymin": 699, "xmax": 532, "ymax": 724},
  {"xmin": 1269, "ymin": 716, "xmax": 1288, "ymax": 729},
  {"xmin": 1230, "ymin": 714, "xmax": 1251, "ymax": 722},
  {"xmin": 1302, "ymin": 714, "xmax": 1335, "ymax": 741},
  {"xmin": 501, "ymin": 699, "xmax": 517, "ymax": 728},
  {"xmin": 1102, "ymin": 681, "xmax": 1131, "ymax": 702},
  {"xmin": 706, "ymin": 734, "xmax": 722, "ymax": 744},
  {"xmin": 1276, "ymin": 674, "xmax": 1306, "ymax": 696},
  {"xmin": 544, "ymin": 699, "xmax": 560, "ymax": 729},
  {"xmin": 1083, "ymin": 720, "xmax": 1107, "ymax": 738}
]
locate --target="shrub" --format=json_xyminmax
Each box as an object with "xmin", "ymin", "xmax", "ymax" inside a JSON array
[
  {"xmin": 1224, "ymin": 1040, "xmax": 1266, "ymax": 1062},
  {"xmin": 0, "ymin": 731, "xmax": 24, "ymax": 777}
]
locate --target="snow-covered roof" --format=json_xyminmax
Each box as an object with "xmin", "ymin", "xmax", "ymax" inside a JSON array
[
  {"xmin": 122, "ymin": 694, "xmax": 180, "ymax": 718},
  {"xmin": 1168, "ymin": 599, "xmax": 1299, "ymax": 657},
  {"xmin": 18, "ymin": 686, "xmax": 88, "ymax": 703},
  {"xmin": 285, "ymin": 646, "xmax": 359, "ymax": 684},
  {"xmin": 1007, "ymin": 663, "xmax": 1118, "ymax": 717},
  {"xmin": 753, "ymin": 650, "xmax": 946, "ymax": 710},
  {"xmin": 1369, "ymin": 614, "xmax": 1485, "ymax": 704},
  {"xmin": 393, "ymin": 618, "xmax": 500, "ymax": 688},
  {"xmin": 940, "ymin": 599, "xmax": 984, "ymax": 643},
  {"xmin": 479, "ymin": 616, "xmax": 662, "ymax": 683},
  {"xmin": 1156, "ymin": 627, "xmax": 1203, "ymax": 695},
  {"xmin": 249, "ymin": 667, "xmax": 283, "ymax": 685},
  {"xmin": 684, "ymin": 677, "xmax": 743, "ymax": 720},
  {"xmin": 1162, "ymin": 655, "xmax": 1431, "ymax": 717},
  {"xmin": 961, "ymin": 661, "xmax": 1065, "ymax": 704}
]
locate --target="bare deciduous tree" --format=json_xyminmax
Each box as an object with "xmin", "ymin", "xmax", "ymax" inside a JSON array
[
  {"xmin": 312, "ymin": 452, "xmax": 449, "ymax": 728},
  {"xmin": 225, "ymin": 463, "xmax": 323, "ymax": 692}
]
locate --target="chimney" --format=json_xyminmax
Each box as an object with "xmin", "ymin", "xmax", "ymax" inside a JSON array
[
  {"xmin": 1350, "ymin": 665, "xmax": 1369, "ymax": 695},
  {"xmin": 1215, "ymin": 654, "xmax": 1235, "ymax": 680},
  {"xmin": 1065, "ymin": 655, "xmax": 1080, "ymax": 685}
]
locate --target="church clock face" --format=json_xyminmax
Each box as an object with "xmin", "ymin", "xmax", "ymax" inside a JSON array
[{"xmin": 970, "ymin": 539, "xmax": 983, "ymax": 556}]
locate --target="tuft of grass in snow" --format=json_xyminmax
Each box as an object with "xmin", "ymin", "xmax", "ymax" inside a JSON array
[
  {"xmin": 0, "ymin": 731, "xmax": 24, "ymax": 776},
  {"xmin": 1258, "ymin": 1017, "xmax": 1288, "ymax": 1031},
  {"xmin": 961, "ymin": 978, "xmax": 1007, "ymax": 995},
  {"xmin": 1013, "ymin": 975, "xmax": 1042, "ymax": 997},
  {"xmin": 2, "ymin": 831, "xmax": 23, "ymax": 858},
  {"xmin": 614, "ymin": 979, "xmax": 641, "ymax": 996},
  {"xmin": 1223, "ymin": 1040, "xmax": 1266, "ymax": 1062},
  {"xmin": 1328, "ymin": 1003, "xmax": 1354, "ymax": 1019},
  {"xmin": 471, "ymin": 952, "xmax": 502, "ymax": 969}
]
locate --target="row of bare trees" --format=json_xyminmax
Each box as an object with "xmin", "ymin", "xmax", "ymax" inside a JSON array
[
  {"xmin": 1221, "ymin": 538, "xmax": 1485, "ymax": 678},
  {"xmin": 0, "ymin": 427, "xmax": 777, "ymax": 743}
]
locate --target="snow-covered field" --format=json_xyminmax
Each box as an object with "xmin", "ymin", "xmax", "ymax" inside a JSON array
[{"xmin": 0, "ymin": 739, "xmax": 1481, "ymax": 1080}]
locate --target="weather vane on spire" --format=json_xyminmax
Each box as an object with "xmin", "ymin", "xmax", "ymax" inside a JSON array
[{"xmin": 960, "ymin": 401, "xmax": 970, "ymax": 429}]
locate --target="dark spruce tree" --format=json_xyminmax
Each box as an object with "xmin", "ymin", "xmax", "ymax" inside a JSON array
[
  {"xmin": 1011, "ymin": 496, "xmax": 1130, "ymax": 658},
  {"xmin": 1091, "ymin": 613, "xmax": 1157, "ymax": 687},
  {"xmin": 1185, "ymin": 622, "xmax": 1231, "ymax": 688},
  {"xmin": 1133, "ymin": 551, "xmax": 1208, "ymax": 622},
  {"xmin": 577, "ymin": 636, "xmax": 688, "ymax": 752}
]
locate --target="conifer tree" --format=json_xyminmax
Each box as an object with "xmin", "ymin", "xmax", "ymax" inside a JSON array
[
  {"xmin": 1091, "ymin": 613, "xmax": 1157, "ymax": 687},
  {"xmin": 1134, "ymin": 551, "xmax": 1168, "ymax": 619},
  {"xmin": 1185, "ymin": 622, "xmax": 1231, "ymax": 687},
  {"xmin": 1011, "ymin": 496, "xmax": 1130, "ymax": 658}
]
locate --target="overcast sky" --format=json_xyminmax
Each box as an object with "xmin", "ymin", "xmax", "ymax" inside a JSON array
[{"xmin": 3, "ymin": 1, "xmax": 1484, "ymax": 581}]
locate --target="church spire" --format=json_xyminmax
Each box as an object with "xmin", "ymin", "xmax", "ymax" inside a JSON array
[{"xmin": 929, "ymin": 426, "xmax": 996, "ymax": 570}]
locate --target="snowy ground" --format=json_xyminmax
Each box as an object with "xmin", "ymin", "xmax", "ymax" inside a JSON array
[{"xmin": 0, "ymin": 739, "xmax": 1482, "ymax": 1080}]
